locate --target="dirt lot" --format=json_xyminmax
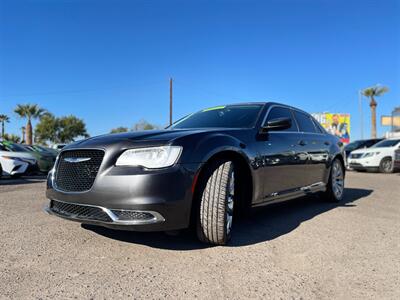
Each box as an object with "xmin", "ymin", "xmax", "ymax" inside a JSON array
[{"xmin": 0, "ymin": 172, "xmax": 399, "ymax": 299}]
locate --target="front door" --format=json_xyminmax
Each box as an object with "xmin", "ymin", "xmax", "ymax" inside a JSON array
[{"xmin": 255, "ymin": 106, "xmax": 305, "ymax": 204}]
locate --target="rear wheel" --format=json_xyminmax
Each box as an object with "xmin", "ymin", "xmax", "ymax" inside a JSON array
[
  {"xmin": 196, "ymin": 160, "xmax": 235, "ymax": 245},
  {"xmin": 322, "ymin": 158, "xmax": 345, "ymax": 202},
  {"xmin": 379, "ymin": 157, "xmax": 393, "ymax": 173},
  {"xmin": 0, "ymin": 163, "xmax": 3, "ymax": 179}
]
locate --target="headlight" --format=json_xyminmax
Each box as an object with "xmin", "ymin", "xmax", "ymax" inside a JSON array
[
  {"xmin": 2, "ymin": 156, "xmax": 36, "ymax": 165},
  {"xmin": 363, "ymin": 152, "xmax": 380, "ymax": 158},
  {"xmin": 116, "ymin": 146, "xmax": 182, "ymax": 169}
]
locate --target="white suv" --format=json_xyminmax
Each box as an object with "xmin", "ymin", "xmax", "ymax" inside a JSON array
[{"xmin": 348, "ymin": 138, "xmax": 400, "ymax": 173}]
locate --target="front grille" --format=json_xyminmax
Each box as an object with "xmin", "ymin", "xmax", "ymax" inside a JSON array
[
  {"xmin": 55, "ymin": 149, "xmax": 104, "ymax": 192},
  {"xmin": 111, "ymin": 210, "xmax": 154, "ymax": 221},
  {"xmin": 50, "ymin": 200, "xmax": 112, "ymax": 222},
  {"xmin": 350, "ymin": 153, "xmax": 363, "ymax": 159}
]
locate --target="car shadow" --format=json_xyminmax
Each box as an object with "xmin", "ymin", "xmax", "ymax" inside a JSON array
[
  {"xmin": 82, "ymin": 187, "xmax": 372, "ymax": 250},
  {"xmin": 0, "ymin": 175, "xmax": 47, "ymax": 186}
]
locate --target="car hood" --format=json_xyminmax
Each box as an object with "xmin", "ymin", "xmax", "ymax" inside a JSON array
[
  {"xmin": 66, "ymin": 128, "xmax": 238, "ymax": 149},
  {"xmin": 351, "ymin": 147, "xmax": 390, "ymax": 154}
]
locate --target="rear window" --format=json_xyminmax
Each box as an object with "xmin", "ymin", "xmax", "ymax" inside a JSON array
[
  {"xmin": 2, "ymin": 142, "xmax": 29, "ymax": 152},
  {"xmin": 311, "ymin": 118, "xmax": 325, "ymax": 133},
  {"xmin": 293, "ymin": 111, "xmax": 317, "ymax": 133}
]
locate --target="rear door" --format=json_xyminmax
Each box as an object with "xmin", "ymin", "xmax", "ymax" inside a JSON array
[{"xmin": 292, "ymin": 110, "xmax": 330, "ymax": 187}]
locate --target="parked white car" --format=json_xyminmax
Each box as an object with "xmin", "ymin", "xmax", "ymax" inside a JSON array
[
  {"xmin": 0, "ymin": 142, "xmax": 37, "ymax": 178},
  {"xmin": 348, "ymin": 138, "xmax": 400, "ymax": 173}
]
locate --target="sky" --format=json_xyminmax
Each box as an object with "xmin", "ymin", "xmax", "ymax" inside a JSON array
[{"xmin": 0, "ymin": 0, "xmax": 399, "ymax": 140}]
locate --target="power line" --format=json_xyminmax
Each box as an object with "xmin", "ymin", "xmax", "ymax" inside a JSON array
[{"xmin": 0, "ymin": 80, "xmax": 165, "ymax": 99}]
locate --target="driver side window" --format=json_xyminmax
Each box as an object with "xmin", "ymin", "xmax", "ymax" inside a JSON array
[{"xmin": 265, "ymin": 107, "xmax": 298, "ymax": 132}]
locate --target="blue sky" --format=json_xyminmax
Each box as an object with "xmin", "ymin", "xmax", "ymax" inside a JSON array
[{"xmin": 0, "ymin": 0, "xmax": 399, "ymax": 140}]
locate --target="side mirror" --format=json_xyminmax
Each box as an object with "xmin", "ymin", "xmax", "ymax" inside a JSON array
[{"xmin": 260, "ymin": 117, "xmax": 292, "ymax": 133}]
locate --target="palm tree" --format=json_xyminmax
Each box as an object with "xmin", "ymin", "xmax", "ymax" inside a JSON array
[
  {"xmin": 21, "ymin": 126, "xmax": 26, "ymax": 143},
  {"xmin": 0, "ymin": 114, "xmax": 10, "ymax": 138},
  {"xmin": 14, "ymin": 104, "xmax": 46, "ymax": 145},
  {"xmin": 362, "ymin": 85, "xmax": 389, "ymax": 138}
]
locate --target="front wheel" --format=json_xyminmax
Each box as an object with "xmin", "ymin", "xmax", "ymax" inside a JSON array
[
  {"xmin": 196, "ymin": 160, "xmax": 235, "ymax": 245},
  {"xmin": 322, "ymin": 158, "xmax": 345, "ymax": 202},
  {"xmin": 379, "ymin": 157, "xmax": 393, "ymax": 173}
]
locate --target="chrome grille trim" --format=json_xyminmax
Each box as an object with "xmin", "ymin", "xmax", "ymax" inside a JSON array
[
  {"xmin": 54, "ymin": 149, "xmax": 105, "ymax": 193},
  {"xmin": 45, "ymin": 200, "xmax": 165, "ymax": 225}
]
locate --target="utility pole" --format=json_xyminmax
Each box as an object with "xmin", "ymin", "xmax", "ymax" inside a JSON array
[
  {"xmin": 169, "ymin": 77, "xmax": 173, "ymax": 126},
  {"xmin": 358, "ymin": 90, "xmax": 364, "ymax": 139}
]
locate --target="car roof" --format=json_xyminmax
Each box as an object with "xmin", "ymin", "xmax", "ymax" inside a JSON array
[{"xmin": 222, "ymin": 102, "xmax": 305, "ymax": 111}]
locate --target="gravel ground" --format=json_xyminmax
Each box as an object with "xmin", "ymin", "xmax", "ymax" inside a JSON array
[{"xmin": 0, "ymin": 172, "xmax": 399, "ymax": 299}]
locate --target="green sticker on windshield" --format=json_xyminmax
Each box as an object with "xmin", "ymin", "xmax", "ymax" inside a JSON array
[{"xmin": 202, "ymin": 106, "xmax": 226, "ymax": 112}]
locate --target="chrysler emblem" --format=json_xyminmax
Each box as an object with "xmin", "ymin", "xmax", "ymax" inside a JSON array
[{"xmin": 64, "ymin": 157, "xmax": 91, "ymax": 163}]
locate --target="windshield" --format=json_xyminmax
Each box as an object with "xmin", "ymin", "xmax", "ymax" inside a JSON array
[
  {"xmin": 344, "ymin": 140, "xmax": 365, "ymax": 151},
  {"xmin": 170, "ymin": 104, "xmax": 263, "ymax": 129},
  {"xmin": 372, "ymin": 139, "xmax": 400, "ymax": 148},
  {"xmin": 32, "ymin": 145, "xmax": 48, "ymax": 153},
  {"xmin": 2, "ymin": 142, "xmax": 30, "ymax": 152}
]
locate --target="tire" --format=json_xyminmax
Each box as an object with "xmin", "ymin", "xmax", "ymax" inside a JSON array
[
  {"xmin": 0, "ymin": 163, "xmax": 2, "ymax": 179},
  {"xmin": 322, "ymin": 158, "xmax": 345, "ymax": 203},
  {"xmin": 379, "ymin": 157, "xmax": 393, "ymax": 173},
  {"xmin": 196, "ymin": 160, "xmax": 235, "ymax": 245},
  {"xmin": 10, "ymin": 173, "xmax": 22, "ymax": 179}
]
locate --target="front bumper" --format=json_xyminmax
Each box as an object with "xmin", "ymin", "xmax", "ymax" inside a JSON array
[
  {"xmin": 348, "ymin": 162, "xmax": 378, "ymax": 171},
  {"xmin": 347, "ymin": 157, "xmax": 379, "ymax": 170},
  {"xmin": 45, "ymin": 163, "xmax": 200, "ymax": 231}
]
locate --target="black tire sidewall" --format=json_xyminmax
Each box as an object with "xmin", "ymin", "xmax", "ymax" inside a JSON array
[{"xmin": 195, "ymin": 159, "xmax": 234, "ymax": 245}]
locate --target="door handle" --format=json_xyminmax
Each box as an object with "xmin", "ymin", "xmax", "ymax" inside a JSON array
[
  {"xmin": 298, "ymin": 140, "xmax": 307, "ymax": 146},
  {"xmin": 324, "ymin": 141, "xmax": 331, "ymax": 146}
]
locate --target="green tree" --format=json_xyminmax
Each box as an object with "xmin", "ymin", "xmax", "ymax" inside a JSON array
[
  {"xmin": 35, "ymin": 114, "xmax": 89, "ymax": 144},
  {"xmin": 14, "ymin": 104, "xmax": 46, "ymax": 145},
  {"xmin": 35, "ymin": 114, "xmax": 58, "ymax": 144},
  {"xmin": 133, "ymin": 119, "xmax": 158, "ymax": 131},
  {"xmin": 0, "ymin": 114, "xmax": 10, "ymax": 138},
  {"xmin": 362, "ymin": 85, "xmax": 389, "ymax": 138},
  {"xmin": 57, "ymin": 115, "xmax": 89, "ymax": 143},
  {"xmin": 3, "ymin": 133, "xmax": 21, "ymax": 143},
  {"xmin": 110, "ymin": 127, "xmax": 129, "ymax": 134}
]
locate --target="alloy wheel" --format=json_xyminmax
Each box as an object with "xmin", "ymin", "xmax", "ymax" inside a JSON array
[
  {"xmin": 332, "ymin": 160, "xmax": 344, "ymax": 200},
  {"xmin": 226, "ymin": 170, "xmax": 234, "ymax": 235},
  {"xmin": 382, "ymin": 160, "xmax": 393, "ymax": 173}
]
